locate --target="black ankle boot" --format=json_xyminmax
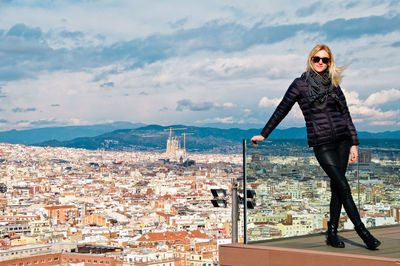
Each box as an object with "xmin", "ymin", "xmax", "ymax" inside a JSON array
[
  {"xmin": 354, "ymin": 224, "xmax": 381, "ymax": 250},
  {"xmin": 326, "ymin": 221, "xmax": 345, "ymax": 248}
]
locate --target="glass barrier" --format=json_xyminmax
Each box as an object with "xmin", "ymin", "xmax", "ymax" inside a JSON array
[{"xmin": 243, "ymin": 139, "xmax": 400, "ymax": 244}]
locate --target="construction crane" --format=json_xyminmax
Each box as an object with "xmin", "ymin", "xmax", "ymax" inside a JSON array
[
  {"xmin": 182, "ymin": 132, "xmax": 194, "ymax": 153},
  {"xmin": 165, "ymin": 127, "xmax": 187, "ymax": 139}
]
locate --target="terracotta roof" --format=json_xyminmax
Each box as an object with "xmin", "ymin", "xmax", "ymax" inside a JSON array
[
  {"xmin": 44, "ymin": 205, "xmax": 77, "ymax": 210},
  {"xmin": 156, "ymin": 212, "xmax": 174, "ymax": 217},
  {"xmin": 137, "ymin": 230, "xmax": 209, "ymax": 242},
  {"xmin": 188, "ymin": 230, "xmax": 209, "ymax": 239}
]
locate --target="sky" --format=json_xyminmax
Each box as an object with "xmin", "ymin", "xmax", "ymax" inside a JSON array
[{"xmin": 0, "ymin": 0, "xmax": 399, "ymax": 132}]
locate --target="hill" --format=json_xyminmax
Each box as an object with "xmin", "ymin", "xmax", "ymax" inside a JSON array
[
  {"xmin": 32, "ymin": 125, "xmax": 400, "ymax": 153},
  {"xmin": 0, "ymin": 121, "xmax": 144, "ymax": 145}
]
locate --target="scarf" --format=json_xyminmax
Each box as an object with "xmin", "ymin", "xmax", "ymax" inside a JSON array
[{"xmin": 306, "ymin": 70, "xmax": 344, "ymax": 111}]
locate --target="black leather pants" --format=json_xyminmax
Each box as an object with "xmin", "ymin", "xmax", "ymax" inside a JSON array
[{"xmin": 313, "ymin": 140, "xmax": 362, "ymax": 228}]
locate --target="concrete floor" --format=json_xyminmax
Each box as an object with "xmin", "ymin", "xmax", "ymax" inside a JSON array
[{"xmin": 249, "ymin": 224, "xmax": 400, "ymax": 259}]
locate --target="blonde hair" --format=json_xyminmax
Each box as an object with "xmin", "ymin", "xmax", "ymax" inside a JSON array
[{"xmin": 306, "ymin": 44, "xmax": 345, "ymax": 87}]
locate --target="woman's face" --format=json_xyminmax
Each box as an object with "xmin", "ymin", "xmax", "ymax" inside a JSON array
[{"xmin": 311, "ymin": 49, "xmax": 330, "ymax": 74}]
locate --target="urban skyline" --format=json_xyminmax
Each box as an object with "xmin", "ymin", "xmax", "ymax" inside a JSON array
[{"xmin": 0, "ymin": 135, "xmax": 398, "ymax": 264}]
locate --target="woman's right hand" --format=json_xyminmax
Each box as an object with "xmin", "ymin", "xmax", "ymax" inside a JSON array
[{"xmin": 250, "ymin": 135, "xmax": 265, "ymax": 147}]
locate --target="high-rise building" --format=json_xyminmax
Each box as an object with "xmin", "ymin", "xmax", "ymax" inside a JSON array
[{"xmin": 359, "ymin": 150, "xmax": 372, "ymax": 163}]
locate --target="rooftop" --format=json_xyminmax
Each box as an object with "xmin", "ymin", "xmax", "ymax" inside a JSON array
[
  {"xmin": 250, "ymin": 224, "xmax": 400, "ymax": 258},
  {"xmin": 220, "ymin": 225, "xmax": 400, "ymax": 266}
]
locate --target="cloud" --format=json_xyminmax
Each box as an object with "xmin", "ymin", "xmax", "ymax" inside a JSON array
[
  {"xmin": 0, "ymin": 67, "xmax": 35, "ymax": 81},
  {"xmin": 344, "ymin": 1, "xmax": 358, "ymax": 9},
  {"xmin": 322, "ymin": 15, "xmax": 400, "ymax": 41},
  {"xmin": 58, "ymin": 30, "xmax": 85, "ymax": 40},
  {"xmin": 350, "ymin": 105, "xmax": 399, "ymax": 120},
  {"xmin": 1, "ymin": 13, "xmax": 399, "ymax": 83},
  {"xmin": 176, "ymin": 100, "xmax": 235, "ymax": 112},
  {"xmin": 364, "ymin": 88, "xmax": 400, "ymax": 106},
  {"xmin": 222, "ymin": 102, "xmax": 236, "ymax": 108},
  {"xmin": 258, "ymin": 97, "xmax": 281, "ymax": 108},
  {"xmin": 0, "ymin": 24, "xmax": 49, "ymax": 54},
  {"xmin": 29, "ymin": 119, "xmax": 64, "ymax": 127},
  {"xmin": 338, "ymin": 87, "xmax": 400, "ymax": 129},
  {"xmin": 100, "ymin": 81, "xmax": 115, "ymax": 88},
  {"xmin": 0, "ymin": 86, "xmax": 7, "ymax": 98},
  {"xmin": 369, "ymin": 120, "xmax": 398, "ymax": 126},
  {"xmin": 176, "ymin": 99, "xmax": 216, "ymax": 111},
  {"xmin": 12, "ymin": 107, "xmax": 37, "ymax": 113},
  {"xmin": 195, "ymin": 116, "xmax": 264, "ymax": 126},
  {"xmin": 169, "ymin": 18, "xmax": 188, "ymax": 29},
  {"xmin": 341, "ymin": 89, "xmax": 362, "ymax": 105},
  {"xmin": 295, "ymin": 2, "xmax": 320, "ymax": 17},
  {"xmin": 195, "ymin": 116, "xmax": 235, "ymax": 124},
  {"xmin": 6, "ymin": 23, "xmax": 42, "ymax": 39},
  {"xmin": 243, "ymin": 109, "xmax": 251, "ymax": 115},
  {"xmin": 342, "ymin": 88, "xmax": 400, "ymax": 121}
]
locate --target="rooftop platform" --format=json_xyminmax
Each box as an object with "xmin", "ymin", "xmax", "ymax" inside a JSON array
[{"xmin": 220, "ymin": 225, "xmax": 400, "ymax": 266}]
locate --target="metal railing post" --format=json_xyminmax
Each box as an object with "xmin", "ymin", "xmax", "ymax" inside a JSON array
[{"xmin": 231, "ymin": 178, "xmax": 238, "ymax": 243}]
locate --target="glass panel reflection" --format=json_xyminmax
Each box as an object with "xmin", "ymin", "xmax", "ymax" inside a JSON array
[{"xmin": 243, "ymin": 139, "xmax": 400, "ymax": 244}]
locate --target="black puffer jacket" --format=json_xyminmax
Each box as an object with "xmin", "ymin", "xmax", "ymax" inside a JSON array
[{"xmin": 260, "ymin": 72, "xmax": 359, "ymax": 147}]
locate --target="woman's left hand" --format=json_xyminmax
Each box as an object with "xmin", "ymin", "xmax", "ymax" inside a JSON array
[
  {"xmin": 348, "ymin": 145, "xmax": 358, "ymax": 164},
  {"xmin": 250, "ymin": 135, "xmax": 265, "ymax": 148}
]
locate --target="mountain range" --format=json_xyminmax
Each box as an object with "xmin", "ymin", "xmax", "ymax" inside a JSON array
[
  {"xmin": 0, "ymin": 123, "xmax": 399, "ymax": 152},
  {"xmin": 0, "ymin": 122, "xmax": 145, "ymax": 145}
]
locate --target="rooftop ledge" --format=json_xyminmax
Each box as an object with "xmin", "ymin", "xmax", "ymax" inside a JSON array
[{"xmin": 220, "ymin": 225, "xmax": 400, "ymax": 266}]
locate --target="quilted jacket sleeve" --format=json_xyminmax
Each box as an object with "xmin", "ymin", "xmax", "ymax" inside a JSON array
[{"xmin": 260, "ymin": 80, "xmax": 300, "ymax": 139}]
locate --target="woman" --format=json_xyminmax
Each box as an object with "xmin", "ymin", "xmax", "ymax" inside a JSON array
[{"xmin": 251, "ymin": 44, "xmax": 381, "ymax": 250}]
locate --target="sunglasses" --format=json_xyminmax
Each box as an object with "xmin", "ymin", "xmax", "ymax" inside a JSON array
[{"xmin": 312, "ymin": 56, "xmax": 330, "ymax": 64}]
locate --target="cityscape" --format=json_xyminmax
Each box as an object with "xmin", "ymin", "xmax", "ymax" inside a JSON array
[
  {"xmin": 0, "ymin": 134, "xmax": 242, "ymax": 265},
  {"xmin": 0, "ymin": 132, "xmax": 398, "ymax": 265},
  {"xmin": 0, "ymin": 1, "xmax": 399, "ymax": 265}
]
